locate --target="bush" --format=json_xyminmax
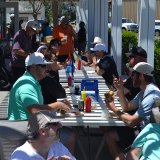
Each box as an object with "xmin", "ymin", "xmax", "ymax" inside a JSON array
[
  {"xmin": 122, "ymin": 31, "xmax": 138, "ymax": 74},
  {"xmin": 108, "ymin": 30, "xmax": 160, "ymax": 87},
  {"xmin": 154, "ymin": 39, "xmax": 160, "ymax": 87}
]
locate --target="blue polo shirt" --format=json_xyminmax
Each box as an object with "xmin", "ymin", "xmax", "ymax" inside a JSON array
[
  {"xmin": 132, "ymin": 83, "xmax": 160, "ymax": 128},
  {"xmin": 8, "ymin": 71, "xmax": 44, "ymax": 120}
]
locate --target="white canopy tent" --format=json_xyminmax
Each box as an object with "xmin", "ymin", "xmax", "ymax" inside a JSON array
[{"xmin": 77, "ymin": 0, "xmax": 156, "ymax": 75}]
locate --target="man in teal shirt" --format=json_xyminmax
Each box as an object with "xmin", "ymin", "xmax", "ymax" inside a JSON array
[
  {"xmin": 8, "ymin": 52, "xmax": 71, "ymax": 120},
  {"xmin": 126, "ymin": 99, "xmax": 160, "ymax": 160},
  {"xmin": 8, "ymin": 71, "xmax": 44, "ymax": 120}
]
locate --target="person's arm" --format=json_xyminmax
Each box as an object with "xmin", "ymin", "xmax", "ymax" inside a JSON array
[
  {"xmin": 114, "ymin": 78, "xmax": 137, "ymax": 112},
  {"xmin": 105, "ymin": 101, "xmax": 143, "ymax": 127},
  {"xmin": 12, "ymin": 41, "xmax": 30, "ymax": 57},
  {"xmin": 68, "ymin": 25, "xmax": 77, "ymax": 39},
  {"xmin": 14, "ymin": 49, "xmax": 29, "ymax": 57},
  {"xmin": 126, "ymin": 148, "xmax": 142, "ymax": 160},
  {"xmin": 27, "ymin": 100, "xmax": 71, "ymax": 114}
]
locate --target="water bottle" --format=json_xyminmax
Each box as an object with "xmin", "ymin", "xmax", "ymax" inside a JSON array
[{"xmin": 66, "ymin": 65, "xmax": 72, "ymax": 78}]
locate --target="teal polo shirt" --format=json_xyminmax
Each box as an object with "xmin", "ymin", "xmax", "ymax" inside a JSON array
[
  {"xmin": 132, "ymin": 123, "xmax": 160, "ymax": 160},
  {"xmin": 8, "ymin": 71, "xmax": 44, "ymax": 120}
]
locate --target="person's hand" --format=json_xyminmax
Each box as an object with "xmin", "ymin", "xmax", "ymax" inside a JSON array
[
  {"xmin": 95, "ymin": 66, "xmax": 105, "ymax": 76},
  {"xmin": 57, "ymin": 100, "xmax": 72, "ymax": 113},
  {"xmin": 105, "ymin": 100, "xmax": 117, "ymax": 112},
  {"xmin": 113, "ymin": 77, "xmax": 123, "ymax": 91},
  {"xmin": 57, "ymin": 155, "xmax": 72, "ymax": 160}
]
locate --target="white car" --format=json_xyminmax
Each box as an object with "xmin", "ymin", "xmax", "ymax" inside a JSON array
[
  {"xmin": 108, "ymin": 18, "xmax": 139, "ymax": 32},
  {"xmin": 155, "ymin": 20, "xmax": 160, "ymax": 36},
  {"xmin": 122, "ymin": 18, "xmax": 138, "ymax": 32}
]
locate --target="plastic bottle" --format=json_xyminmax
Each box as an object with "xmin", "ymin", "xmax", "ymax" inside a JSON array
[
  {"xmin": 81, "ymin": 87, "xmax": 86, "ymax": 105},
  {"xmin": 86, "ymin": 96, "xmax": 91, "ymax": 112},
  {"xmin": 77, "ymin": 59, "xmax": 81, "ymax": 70}
]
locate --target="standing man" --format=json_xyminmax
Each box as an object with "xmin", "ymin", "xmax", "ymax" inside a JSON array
[
  {"xmin": 10, "ymin": 110, "xmax": 76, "ymax": 160},
  {"xmin": 77, "ymin": 21, "xmax": 86, "ymax": 55},
  {"xmin": 11, "ymin": 20, "xmax": 38, "ymax": 82},
  {"xmin": 52, "ymin": 16, "xmax": 77, "ymax": 63}
]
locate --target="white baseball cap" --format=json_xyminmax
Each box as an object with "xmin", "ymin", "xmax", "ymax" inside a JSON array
[
  {"xmin": 91, "ymin": 43, "xmax": 107, "ymax": 52},
  {"xmin": 36, "ymin": 45, "xmax": 48, "ymax": 52},
  {"xmin": 133, "ymin": 62, "xmax": 154, "ymax": 77},
  {"xmin": 25, "ymin": 52, "xmax": 53, "ymax": 66},
  {"xmin": 25, "ymin": 20, "xmax": 38, "ymax": 31},
  {"xmin": 10, "ymin": 14, "xmax": 14, "ymax": 18},
  {"xmin": 91, "ymin": 37, "xmax": 102, "ymax": 44}
]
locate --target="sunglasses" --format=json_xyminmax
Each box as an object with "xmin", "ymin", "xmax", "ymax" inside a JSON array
[{"xmin": 36, "ymin": 64, "xmax": 46, "ymax": 69}]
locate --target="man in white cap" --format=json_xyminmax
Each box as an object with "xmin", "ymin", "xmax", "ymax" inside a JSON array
[
  {"xmin": 91, "ymin": 43, "xmax": 119, "ymax": 87},
  {"xmin": 105, "ymin": 62, "xmax": 160, "ymax": 159},
  {"xmin": 11, "ymin": 20, "xmax": 38, "ymax": 82},
  {"xmin": 91, "ymin": 36, "xmax": 102, "ymax": 45},
  {"xmin": 8, "ymin": 52, "xmax": 71, "ymax": 121},
  {"xmin": 10, "ymin": 110, "xmax": 76, "ymax": 160}
]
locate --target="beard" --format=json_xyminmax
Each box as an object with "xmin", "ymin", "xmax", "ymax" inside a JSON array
[
  {"xmin": 132, "ymin": 77, "xmax": 141, "ymax": 88},
  {"xmin": 47, "ymin": 129, "xmax": 60, "ymax": 144}
]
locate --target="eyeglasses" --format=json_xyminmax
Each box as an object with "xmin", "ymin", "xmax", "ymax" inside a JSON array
[{"xmin": 36, "ymin": 64, "xmax": 46, "ymax": 69}]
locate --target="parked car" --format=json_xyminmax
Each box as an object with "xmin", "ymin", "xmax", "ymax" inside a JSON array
[
  {"xmin": 155, "ymin": 20, "xmax": 160, "ymax": 37},
  {"xmin": 108, "ymin": 18, "xmax": 139, "ymax": 32},
  {"xmin": 122, "ymin": 18, "xmax": 138, "ymax": 32}
]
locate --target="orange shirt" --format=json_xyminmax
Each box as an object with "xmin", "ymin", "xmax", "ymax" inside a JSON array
[{"xmin": 52, "ymin": 24, "xmax": 75, "ymax": 56}]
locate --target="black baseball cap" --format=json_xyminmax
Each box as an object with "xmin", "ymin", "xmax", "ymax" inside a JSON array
[{"xmin": 128, "ymin": 46, "xmax": 147, "ymax": 58}]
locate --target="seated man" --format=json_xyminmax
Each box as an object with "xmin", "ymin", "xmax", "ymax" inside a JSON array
[
  {"xmin": 10, "ymin": 110, "xmax": 76, "ymax": 160},
  {"xmin": 92, "ymin": 43, "xmax": 119, "ymax": 88},
  {"xmin": 102, "ymin": 47, "xmax": 147, "ymax": 159},
  {"xmin": 8, "ymin": 52, "xmax": 71, "ymax": 121},
  {"xmin": 105, "ymin": 62, "xmax": 160, "ymax": 159},
  {"xmin": 126, "ymin": 98, "xmax": 160, "ymax": 160},
  {"xmin": 39, "ymin": 39, "xmax": 66, "ymax": 104}
]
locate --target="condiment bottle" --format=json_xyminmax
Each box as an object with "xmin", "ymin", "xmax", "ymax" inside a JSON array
[
  {"xmin": 68, "ymin": 76, "xmax": 72, "ymax": 86},
  {"xmin": 77, "ymin": 59, "xmax": 81, "ymax": 70},
  {"xmin": 81, "ymin": 87, "xmax": 86, "ymax": 105},
  {"xmin": 86, "ymin": 96, "xmax": 91, "ymax": 112}
]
